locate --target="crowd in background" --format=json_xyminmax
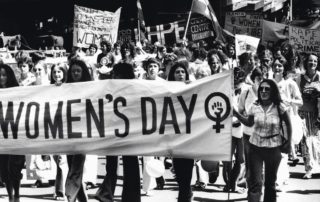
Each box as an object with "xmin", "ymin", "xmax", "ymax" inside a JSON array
[{"xmin": 0, "ymin": 36, "xmax": 320, "ymax": 202}]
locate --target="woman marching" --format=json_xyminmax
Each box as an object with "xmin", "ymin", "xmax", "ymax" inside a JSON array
[
  {"xmin": 167, "ymin": 61, "xmax": 194, "ymax": 202},
  {"xmin": 272, "ymin": 56, "xmax": 302, "ymax": 191},
  {"xmin": 65, "ymin": 59, "xmax": 92, "ymax": 202},
  {"xmin": 234, "ymin": 79, "xmax": 292, "ymax": 202},
  {"xmin": 296, "ymin": 53, "xmax": 320, "ymax": 179},
  {"xmin": 50, "ymin": 63, "xmax": 69, "ymax": 201},
  {"xmin": 0, "ymin": 64, "xmax": 26, "ymax": 202}
]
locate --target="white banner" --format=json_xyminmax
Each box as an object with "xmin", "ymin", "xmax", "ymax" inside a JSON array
[
  {"xmin": 289, "ymin": 26, "xmax": 320, "ymax": 54},
  {"xmin": 73, "ymin": 5, "xmax": 121, "ymax": 48},
  {"xmin": 235, "ymin": 34, "xmax": 260, "ymax": 56},
  {"xmin": 0, "ymin": 72, "xmax": 233, "ymax": 161}
]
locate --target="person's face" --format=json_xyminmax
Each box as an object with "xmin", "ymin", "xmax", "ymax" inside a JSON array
[
  {"xmin": 89, "ymin": 47, "xmax": 97, "ymax": 55},
  {"xmin": 209, "ymin": 55, "xmax": 219, "ymax": 68},
  {"xmin": 147, "ymin": 63, "xmax": 159, "ymax": 79},
  {"xmin": 272, "ymin": 59, "xmax": 284, "ymax": 76},
  {"xmin": 262, "ymin": 58, "xmax": 271, "ymax": 67},
  {"xmin": 123, "ymin": 47, "xmax": 130, "ymax": 56},
  {"xmin": 228, "ymin": 46, "xmax": 235, "ymax": 57},
  {"xmin": 71, "ymin": 65, "xmax": 83, "ymax": 82},
  {"xmin": 259, "ymin": 82, "xmax": 271, "ymax": 102},
  {"xmin": 52, "ymin": 66, "xmax": 64, "ymax": 83},
  {"xmin": 33, "ymin": 63, "xmax": 45, "ymax": 77},
  {"xmin": 101, "ymin": 44, "xmax": 110, "ymax": 53},
  {"xmin": 115, "ymin": 46, "xmax": 120, "ymax": 54},
  {"xmin": 0, "ymin": 68, "xmax": 8, "ymax": 87},
  {"xmin": 244, "ymin": 56, "xmax": 255, "ymax": 73},
  {"xmin": 174, "ymin": 67, "xmax": 186, "ymax": 82},
  {"xmin": 307, "ymin": 55, "xmax": 318, "ymax": 73},
  {"xmin": 19, "ymin": 62, "xmax": 29, "ymax": 74}
]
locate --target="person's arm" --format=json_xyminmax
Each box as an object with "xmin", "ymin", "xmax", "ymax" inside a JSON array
[
  {"xmin": 287, "ymin": 80, "xmax": 303, "ymax": 107},
  {"xmin": 280, "ymin": 110, "xmax": 292, "ymax": 153},
  {"xmin": 233, "ymin": 108, "xmax": 254, "ymax": 127},
  {"xmin": 282, "ymin": 110, "xmax": 292, "ymax": 142}
]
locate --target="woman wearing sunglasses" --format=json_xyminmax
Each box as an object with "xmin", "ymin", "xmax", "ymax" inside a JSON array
[{"xmin": 234, "ymin": 79, "xmax": 292, "ymax": 202}]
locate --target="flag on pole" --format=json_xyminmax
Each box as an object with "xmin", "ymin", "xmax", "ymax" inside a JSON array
[
  {"xmin": 137, "ymin": 0, "xmax": 147, "ymax": 42},
  {"xmin": 191, "ymin": 0, "xmax": 225, "ymax": 42}
]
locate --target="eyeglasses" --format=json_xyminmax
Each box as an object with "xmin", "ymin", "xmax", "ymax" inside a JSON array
[{"xmin": 260, "ymin": 86, "xmax": 271, "ymax": 92}]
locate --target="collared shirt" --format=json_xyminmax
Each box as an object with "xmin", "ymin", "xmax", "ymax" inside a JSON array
[{"xmin": 248, "ymin": 103, "xmax": 287, "ymax": 148}]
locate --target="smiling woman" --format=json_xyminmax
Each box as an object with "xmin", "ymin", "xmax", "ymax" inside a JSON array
[{"xmin": 234, "ymin": 79, "xmax": 292, "ymax": 202}]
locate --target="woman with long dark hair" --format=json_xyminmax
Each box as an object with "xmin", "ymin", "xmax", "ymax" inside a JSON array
[
  {"xmin": 234, "ymin": 79, "xmax": 292, "ymax": 202},
  {"xmin": 167, "ymin": 62, "xmax": 193, "ymax": 202},
  {"xmin": 0, "ymin": 64, "xmax": 25, "ymax": 202},
  {"xmin": 65, "ymin": 59, "xmax": 92, "ymax": 202}
]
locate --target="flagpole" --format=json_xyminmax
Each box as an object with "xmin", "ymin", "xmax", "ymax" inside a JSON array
[
  {"xmin": 183, "ymin": 0, "xmax": 195, "ymax": 40},
  {"xmin": 138, "ymin": 18, "xmax": 141, "ymax": 43}
]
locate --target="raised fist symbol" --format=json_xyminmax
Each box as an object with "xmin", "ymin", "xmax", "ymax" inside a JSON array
[{"xmin": 212, "ymin": 102, "xmax": 223, "ymax": 117}]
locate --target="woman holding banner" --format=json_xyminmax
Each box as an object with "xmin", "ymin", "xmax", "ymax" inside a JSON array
[
  {"xmin": 142, "ymin": 58, "xmax": 165, "ymax": 195},
  {"xmin": 0, "ymin": 64, "xmax": 26, "ymax": 202},
  {"xmin": 50, "ymin": 63, "xmax": 69, "ymax": 201},
  {"xmin": 95, "ymin": 62, "xmax": 141, "ymax": 202},
  {"xmin": 65, "ymin": 59, "xmax": 92, "ymax": 202},
  {"xmin": 168, "ymin": 61, "xmax": 194, "ymax": 202}
]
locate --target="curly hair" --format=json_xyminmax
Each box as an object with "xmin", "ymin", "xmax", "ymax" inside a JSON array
[{"xmin": 167, "ymin": 61, "xmax": 190, "ymax": 81}]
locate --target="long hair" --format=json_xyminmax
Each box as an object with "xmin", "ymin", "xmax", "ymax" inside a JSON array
[
  {"xmin": 67, "ymin": 59, "xmax": 92, "ymax": 83},
  {"xmin": 50, "ymin": 63, "xmax": 68, "ymax": 84},
  {"xmin": 257, "ymin": 79, "xmax": 282, "ymax": 106},
  {"xmin": 167, "ymin": 61, "xmax": 190, "ymax": 81},
  {"xmin": 0, "ymin": 64, "xmax": 19, "ymax": 88}
]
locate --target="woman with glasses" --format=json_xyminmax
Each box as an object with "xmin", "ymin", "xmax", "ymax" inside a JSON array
[{"xmin": 234, "ymin": 79, "xmax": 292, "ymax": 202}]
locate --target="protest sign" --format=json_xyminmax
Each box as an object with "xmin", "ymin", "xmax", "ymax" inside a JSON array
[
  {"xmin": 262, "ymin": 20, "xmax": 288, "ymax": 46},
  {"xmin": 118, "ymin": 16, "xmax": 215, "ymax": 45},
  {"xmin": 235, "ymin": 34, "xmax": 260, "ymax": 56},
  {"xmin": 0, "ymin": 71, "xmax": 232, "ymax": 161},
  {"xmin": 225, "ymin": 12, "xmax": 263, "ymax": 38},
  {"xmin": 73, "ymin": 5, "xmax": 121, "ymax": 48},
  {"xmin": 289, "ymin": 26, "xmax": 320, "ymax": 54}
]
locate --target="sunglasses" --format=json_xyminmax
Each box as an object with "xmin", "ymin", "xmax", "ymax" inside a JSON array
[{"xmin": 260, "ymin": 86, "xmax": 271, "ymax": 92}]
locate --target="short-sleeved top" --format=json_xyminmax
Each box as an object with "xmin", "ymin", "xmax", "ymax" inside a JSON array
[
  {"xmin": 296, "ymin": 71, "xmax": 320, "ymax": 112},
  {"xmin": 248, "ymin": 102, "xmax": 287, "ymax": 148}
]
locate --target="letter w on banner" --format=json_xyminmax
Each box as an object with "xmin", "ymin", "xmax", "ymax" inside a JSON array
[
  {"xmin": 191, "ymin": 0, "xmax": 225, "ymax": 42},
  {"xmin": 0, "ymin": 71, "xmax": 232, "ymax": 161},
  {"xmin": 73, "ymin": 5, "xmax": 121, "ymax": 48}
]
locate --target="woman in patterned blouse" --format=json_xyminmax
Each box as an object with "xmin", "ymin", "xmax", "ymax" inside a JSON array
[{"xmin": 234, "ymin": 79, "xmax": 292, "ymax": 202}]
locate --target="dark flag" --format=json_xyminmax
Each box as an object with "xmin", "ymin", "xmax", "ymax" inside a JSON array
[
  {"xmin": 191, "ymin": 0, "xmax": 226, "ymax": 42},
  {"xmin": 137, "ymin": 0, "xmax": 147, "ymax": 41}
]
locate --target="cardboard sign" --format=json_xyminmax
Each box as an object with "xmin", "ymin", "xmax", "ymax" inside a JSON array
[
  {"xmin": 225, "ymin": 12, "xmax": 263, "ymax": 38},
  {"xmin": 73, "ymin": 5, "xmax": 121, "ymax": 48},
  {"xmin": 0, "ymin": 72, "xmax": 232, "ymax": 161},
  {"xmin": 289, "ymin": 26, "xmax": 320, "ymax": 54}
]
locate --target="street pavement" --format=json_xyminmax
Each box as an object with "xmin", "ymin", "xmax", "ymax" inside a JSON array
[{"xmin": 0, "ymin": 156, "xmax": 319, "ymax": 202}]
